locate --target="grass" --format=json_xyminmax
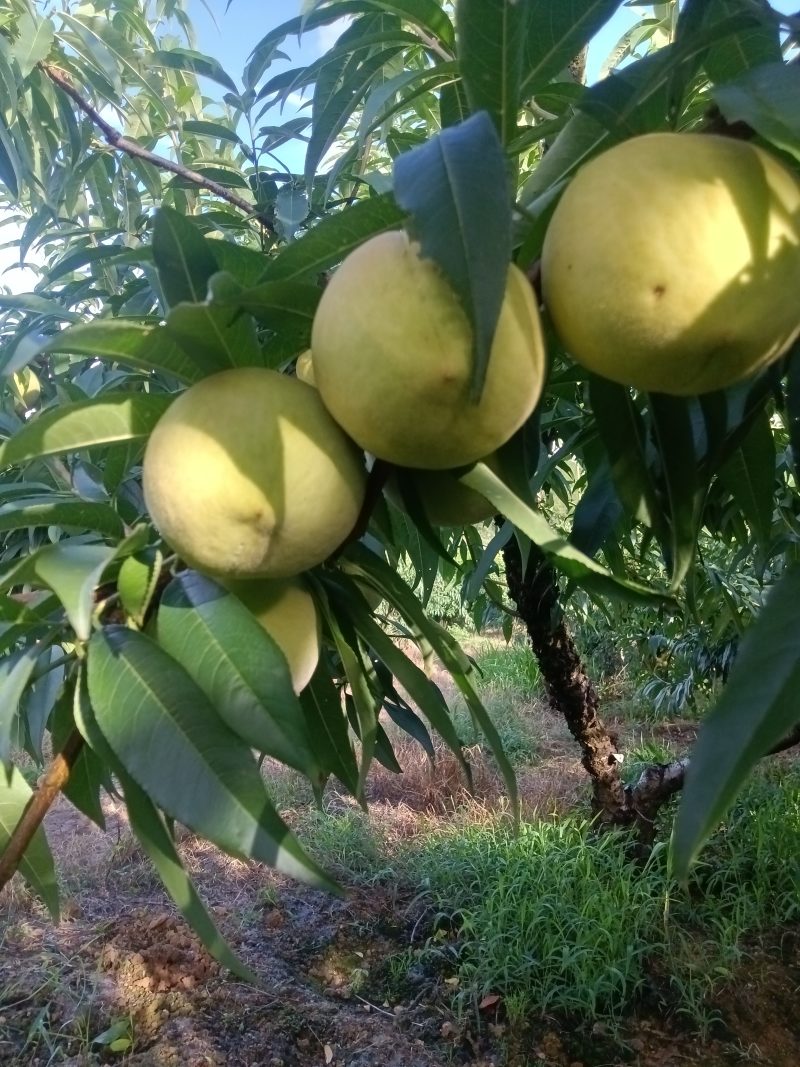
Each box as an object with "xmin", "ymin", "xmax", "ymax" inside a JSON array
[{"xmin": 387, "ymin": 764, "xmax": 800, "ymax": 1031}]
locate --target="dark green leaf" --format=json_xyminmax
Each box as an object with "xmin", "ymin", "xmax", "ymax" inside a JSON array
[
  {"xmin": 51, "ymin": 687, "xmax": 107, "ymax": 829},
  {"xmin": 521, "ymin": 0, "xmax": 621, "ymax": 95},
  {"xmin": 260, "ymin": 195, "xmax": 406, "ymax": 282},
  {"xmin": 299, "ymin": 664, "xmax": 361, "ymax": 798},
  {"xmin": 182, "ymin": 119, "xmax": 243, "ymax": 145},
  {"xmin": 152, "ymin": 207, "xmax": 220, "ymax": 309},
  {"xmin": 86, "ymin": 627, "xmax": 334, "ymax": 889},
  {"xmin": 394, "ymin": 112, "xmax": 512, "ymax": 400},
  {"xmin": 457, "ymin": 0, "xmax": 526, "ymax": 145},
  {"xmin": 0, "ymin": 646, "xmax": 41, "ymax": 764},
  {"xmin": 648, "ymin": 394, "xmax": 702, "ymax": 591},
  {"xmin": 716, "ymin": 410, "xmax": 775, "ymax": 557},
  {"xmin": 590, "ymin": 376, "xmax": 664, "ymax": 532},
  {"xmin": 714, "ymin": 62, "xmax": 800, "ymax": 161},
  {"xmin": 123, "ymin": 774, "xmax": 259, "ymax": 983},
  {"xmin": 156, "ymin": 573, "xmax": 318, "ymax": 779},
  {"xmin": 460, "ymin": 462, "xmax": 666, "ymax": 604},
  {"xmin": 672, "ymin": 566, "xmax": 800, "ymax": 877}
]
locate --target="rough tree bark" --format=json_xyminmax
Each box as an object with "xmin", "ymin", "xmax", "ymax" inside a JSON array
[{"xmin": 501, "ymin": 532, "xmax": 632, "ymax": 826}]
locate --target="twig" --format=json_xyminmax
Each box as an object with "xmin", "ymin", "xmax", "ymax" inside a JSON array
[
  {"xmin": 41, "ymin": 63, "xmax": 276, "ymax": 235},
  {"xmin": 0, "ymin": 729, "xmax": 85, "ymax": 894}
]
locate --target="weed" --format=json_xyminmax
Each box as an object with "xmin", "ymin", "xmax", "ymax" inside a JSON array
[{"xmin": 390, "ymin": 765, "xmax": 800, "ymax": 1032}]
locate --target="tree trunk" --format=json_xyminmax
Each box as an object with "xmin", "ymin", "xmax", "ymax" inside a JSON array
[{"xmin": 501, "ymin": 532, "xmax": 631, "ymax": 825}]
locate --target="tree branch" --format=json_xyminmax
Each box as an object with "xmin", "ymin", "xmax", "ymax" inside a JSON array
[
  {"xmin": 41, "ymin": 64, "xmax": 276, "ymax": 235},
  {"xmin": 0, "ymin": 730, "xmax": 84, "ymax": 894}
]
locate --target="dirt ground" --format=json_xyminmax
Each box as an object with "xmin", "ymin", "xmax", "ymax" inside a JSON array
[{"xmin": 2, "ymin": 700, "xmax": 799, "ymax": 1067}]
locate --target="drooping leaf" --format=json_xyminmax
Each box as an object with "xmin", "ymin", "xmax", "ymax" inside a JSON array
[
  {"xmin": 51, "ymin": 687, "xmax": 108, "ymax": 829},
  {"xmin": 0, "ymin": 765, "xmax": 59, "ymax": 920},
  {"xmin": 716, "ymin": 410, "xmax": 775, "ymax": 559},
  {"xmin": 124, "ymin": 774, "xmax": 260, "ymax": 983},
  {"xmin": 299, "ymin": 663, "xmax": 361, "ymax": 799},
  {"xmin": 648, "ymin": 394, "xmax": 702, "ymax": 591},
  {"xmin": 151, "ymin": 48, "xmax": 239, "ymax": 93},
  {"xmin": 156, "ymin": 572, "xmax": 318, "ymax": 779},
  {"xmin": 672, "ymin": 566, "xmax": 800, "ymax": 877},
  {"xmin": 86, "ymin": 627, "xmax": 335, "ymax": 889},
  {"xmin": 1, "ymin": 542, "xmax": 118, "ymax": 641},
  {"xmin": 0, "ymin": 393, "xmax": 173, "ymax": 468},
  {"xmin": 590, "ymin": 376, "xmax": 664, "ymax": 532},
  {"xmin": 460, "ymin": 462, "xmax": 666, "ymax": 604},
  {"xmin": 394, "ymin": 112, "xmax": 512, "ymax": 400},
  {"xmin": 73, "ymin": 673, "xmax": 258, "ymax": 978}
]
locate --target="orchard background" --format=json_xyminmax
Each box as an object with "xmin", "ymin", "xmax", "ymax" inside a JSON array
[{"xmin": 0, "ymin": 1, "xmax": 799, "ymax": 1064}]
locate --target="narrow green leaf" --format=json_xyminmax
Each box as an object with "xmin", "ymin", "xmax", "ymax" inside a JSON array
[
  {"xmin": 152, "ymin": 207, "xmax": 220, "ymax": 309},
  {"xmin": 305, "ymin": 47, "xmax": 403, "ymax": 189},
  {"xmin": 183, "ymin": 119, "xmax": 243, "ymax": 145},
  {"xmin": 51, "ymin": 687, "xmax": 108, "ymax": 829},
  {"xmin": 260, "ymin": 195, "xmax": 406, "ymax": 283},
  {"xmin": 457, "ymin": 0, "xmax": 526, "ymax": 145},
  {"xmin": 151, "ymin": 48, "xmax": 239, "ymax": 93},
  {"xmin": 318, "ymin": 591, "xmax": 378, "ymax": 792},
  {"xmin": 0, "ymin": 294, "xmax": 82, "ymax": 322},
  {"xmin": 13, "ymin": 12, "xmax": 54, "ymax": 78},
  {"xmin": 672, "ymin": 567, "xmax": 800, "ymax": 877},
  {"xmin": 156, "ymin": 573, "xmax": 318, "ymax": 779},
  {"xmin": 299, "ymin": 664, "xmax": 361, "ymax": 799},
  {"xmin": 717, "ymin": 411, "xmax": 775, "ymax": 558},
  {"xmin": 0, "ymin": 646, "xmax": 41, "ymax": 764},
  {"xmin": 521, "ymin": 0, "xmax": 621, "ymax": 95},
  {"xmin": 86, "ymin": 627, "xmax": 335, "ymax": 890},
  {"xmin": 42, "ymin": 322, "xmax": 204, "ymax": 384},
  {"xmin": 0, "ymin": 498, "xmax": 124, "ymax": 538},
  {"xmin": 714, "ymin": 62, "xmax": 800, "ymax": 162},
  {"xmin": 648, "ymin": 394, "xmax": 702, "ymax": 591},
  {"xmin": 334, "ymin": 582, "xmax": 468, "ymax": 776},
  {"xmin": 117, "ymin": 550, "xmax": 162, "ymax": 627},
  {"xmin": 590, "ymin": 376, "xmax": 664, "ymax": 532},
  {"xmin": 123, "ymin": 774, "xmax": 259, "ymax": 983},
  {"xmin": 0, "ymin": 393, "xmax": 173, "ymax": 468},
  {"xmin": 460, "ymin": 463, "xmax": 666, "ymax": 604},
  {"xmin": 394, "ymin": 112, "xmax": 512, "ymax": 401},
  {"xmin": 0, "ymin": 765, "xmax": 59, "ymax": 920}
]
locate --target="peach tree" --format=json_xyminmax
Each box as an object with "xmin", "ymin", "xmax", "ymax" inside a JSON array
[{"xmin": 0, "ymin": 0, "xmax": 798, "ymax": 977}]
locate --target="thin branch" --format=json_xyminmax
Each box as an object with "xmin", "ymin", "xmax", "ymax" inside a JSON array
[
  {"xmin": 0, "ymin": 730, "xmax": 84, "ymax": 895},
  {"xmin": 41, "ymin": 63, "xmax": 276, "ymax": 235}
]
